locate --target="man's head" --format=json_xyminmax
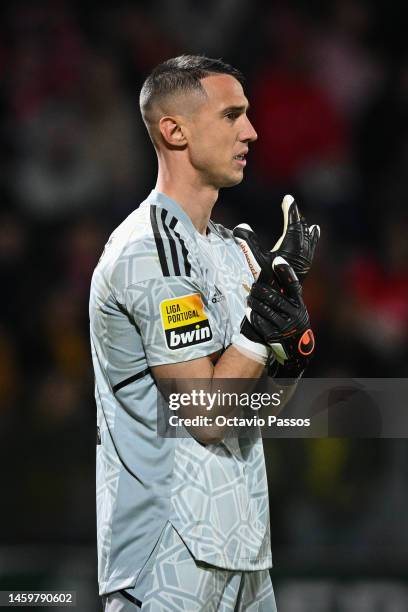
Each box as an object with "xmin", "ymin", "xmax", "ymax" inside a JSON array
[{"xmin": 140, "ymin": 55, "xmax": 257, "ymax": 189}]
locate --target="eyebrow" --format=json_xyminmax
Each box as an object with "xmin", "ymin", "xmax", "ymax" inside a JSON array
[{"xmin": 221, "ymin": 103, "xmax": 250, "ymax": 115}]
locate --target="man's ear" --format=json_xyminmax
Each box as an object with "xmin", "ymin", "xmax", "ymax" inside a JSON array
[{"xmin": 159, "ymin": 116, "xmax": 187, "ymax": 147}]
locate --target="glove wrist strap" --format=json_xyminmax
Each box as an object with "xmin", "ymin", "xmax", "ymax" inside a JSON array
[{"xmin": 233, "ymin": 333, "xmax": 270, "ymax": 365}]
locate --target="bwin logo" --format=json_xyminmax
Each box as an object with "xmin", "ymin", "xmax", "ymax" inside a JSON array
[
  {"xmin": 212, "ymin": 286, "xmax": 225, "ymax": 303},
  {"xmin": 169, "ymin": 324, "xmax": 212, "ymax": 348}
]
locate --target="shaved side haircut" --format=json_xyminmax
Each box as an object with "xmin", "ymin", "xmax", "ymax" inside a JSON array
[{"xmin": 139, "ymin": 55, "xmax": 244, "ymax": 144}]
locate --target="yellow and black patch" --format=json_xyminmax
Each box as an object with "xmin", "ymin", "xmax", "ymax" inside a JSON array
[{"xmin": 160, "ymin": 294, "xmax": 212, "ymax": 350}]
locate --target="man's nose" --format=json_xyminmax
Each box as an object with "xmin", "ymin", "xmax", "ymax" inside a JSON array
[{"xmin": 241, "ymin": 116, "xmax": 258, "ymax": 143}]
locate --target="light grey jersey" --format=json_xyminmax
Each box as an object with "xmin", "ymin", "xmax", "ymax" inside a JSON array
[{"xmin": 90, "ymin": 190, "xmax": 272, "ymax": 597}]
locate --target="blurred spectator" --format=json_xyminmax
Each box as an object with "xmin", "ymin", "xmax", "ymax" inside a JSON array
[
  {"xmin": 13, "ymin": 103, "xmax": 106, "ymax": 217},
  {"xmin": 97, "ymin": 4, "xmax": 180, "ymax": 78},
  {"xmin": 155, "ymin": 0, "xmax": 250, "ymax": 56},
  {"xmin": 40, "ymin": 286, "xmax": 90, "ymax": 383},
  {"xmin": 344, "ymin": 212, "xmax": 408, "ymax": 372},
  {"xmin": 7, "ymin": 2, "xmax": 84, "ymax": 122},
  {"xmin": 34, "ymin": 369, "xmax": 89, "ymax": 427},
  {"xmin": 311, "ymin": 0, "xmax": 384, "ymax": 118},
  {"xmin": 11, "ymin": 48, "xmax": 147, "ymax": 218},
  {"xmin": 62, "ymin": 217, "xmax": 107, "ymax": 300},
  {"xmin": 79, "ymin": 50, "xmax": 148, "ymax": 210},
  {"xmin": 250, "ymin": 6, "xmax": 352, "ymax": 214}
]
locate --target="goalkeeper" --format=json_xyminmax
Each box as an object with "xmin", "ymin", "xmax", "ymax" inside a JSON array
[{"xmin": 91, "ymin": 55, "xmax": 319, "ymax": 612}]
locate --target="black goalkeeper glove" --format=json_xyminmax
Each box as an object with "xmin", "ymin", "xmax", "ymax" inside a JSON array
[
  {"xmin": 241, "ymin": 256, "xmax": 315, "ymax": 377},
  {"xmin": 233, "ymin": 194, "xmax": 320, "ymax": 283}
]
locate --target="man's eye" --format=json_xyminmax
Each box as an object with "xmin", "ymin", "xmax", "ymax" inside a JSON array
[{"xmin": 226, "ymin": 112, "xmax": 239, "ymax": 121}]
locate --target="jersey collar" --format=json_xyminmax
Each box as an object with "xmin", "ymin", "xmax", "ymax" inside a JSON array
[{"xmin": 145, "ymin": 189, "xmax": 198, "ymax": 238}]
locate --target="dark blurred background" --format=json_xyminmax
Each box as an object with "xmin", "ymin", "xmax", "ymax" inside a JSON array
[{"xmin": 1, "ymin": 0, "xmax": 407, "ymax": 610}]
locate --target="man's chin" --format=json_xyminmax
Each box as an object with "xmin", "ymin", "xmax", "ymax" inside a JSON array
[{"xmin": 219, "ymin": 171, "xmax": 244, "ymax": 189}]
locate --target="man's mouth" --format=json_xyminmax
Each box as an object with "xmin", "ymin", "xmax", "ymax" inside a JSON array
[{"xmin": 233, "ymin": 153, "xmax": 247, "ymax": 166}]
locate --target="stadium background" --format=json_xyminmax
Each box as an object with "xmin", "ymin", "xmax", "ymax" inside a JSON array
[{"xmin": 1, "ymin": 1, "xmax": 407, "ymax": 610}]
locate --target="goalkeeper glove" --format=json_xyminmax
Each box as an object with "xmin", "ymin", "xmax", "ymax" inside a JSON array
[
  {"xmin": 243, "ymin": 257, "xmax": 315, "ymax": 377},
  {"xmin": 233, "ymin": 194, "xmax": 320, "ymax": 283}
]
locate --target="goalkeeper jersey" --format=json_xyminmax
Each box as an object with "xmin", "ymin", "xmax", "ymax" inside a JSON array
[{"xmin": 90, "ymin": 189, "xmax": 272, "ymax": 597}]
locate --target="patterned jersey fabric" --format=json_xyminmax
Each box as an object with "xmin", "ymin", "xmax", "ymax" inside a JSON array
[{"xmin": 90, "ymin": 190, "xmax": 272, "ymax": 598}]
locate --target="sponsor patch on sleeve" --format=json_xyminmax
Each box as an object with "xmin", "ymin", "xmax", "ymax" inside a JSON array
[{"xmin": 160, "ymin": 293, "xmax": 213, "ymax": 350}]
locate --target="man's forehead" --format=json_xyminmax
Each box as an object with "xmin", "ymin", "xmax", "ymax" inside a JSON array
[{"xmin": 200, "ymin": 74, "xmax": 248, "ymax": 109}]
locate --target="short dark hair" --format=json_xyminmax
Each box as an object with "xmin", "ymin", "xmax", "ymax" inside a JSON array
[{"xmin": 139, "ymin": 54, "xmax": 244, "ymax": 117}]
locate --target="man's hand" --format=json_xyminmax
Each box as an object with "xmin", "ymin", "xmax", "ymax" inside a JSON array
[
  {"xmin": 233, "ymin": 194, "xmax": 320, "ymax": 282},
  {"xmin": 243, "ymin": 257, "xmax": 315, "ymax": 378}
]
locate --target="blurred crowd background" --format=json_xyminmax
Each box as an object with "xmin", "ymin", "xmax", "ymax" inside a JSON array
[{"xmin": 1, "ymin": 0, "xmax": 407, "ymax": 610}]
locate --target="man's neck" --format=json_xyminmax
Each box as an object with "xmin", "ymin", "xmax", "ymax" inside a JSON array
[{"xmin": 155, "ymin": 173, "xmax": 218, "ymax": 235}]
